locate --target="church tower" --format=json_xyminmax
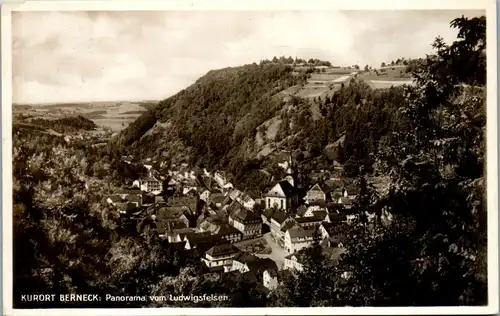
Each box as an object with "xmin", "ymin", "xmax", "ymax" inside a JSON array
[{"xmin": 283, "ymin": 151, "xmax": 297, "ymax": 187}]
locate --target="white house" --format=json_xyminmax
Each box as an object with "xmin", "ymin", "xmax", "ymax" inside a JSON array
[
  {"xmin": 284, "ymin": 253, "xmax": 305, "ymax": 272},
  {"xmin": 201, "ymin": 244, "xmax": 240, "ymax": 270},
  {"xmin": 304, "ymin": 184, "xmax": 327, "ymax": 205},
  {"xmin": 199, "ymin": 189, "xmax": 211, "ymax": 202},
  {"xmin": 263, "ymin": 269, "xmax": 278, "ymax": 290},
  {"xmin": 214, "ymin": 171, "xmax": 227, "ymax": 187},
  {"xmin": 284, "ymin": 227, "xmax": 318, "ymax": 254}
]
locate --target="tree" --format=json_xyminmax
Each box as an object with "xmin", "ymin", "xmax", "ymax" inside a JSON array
[
  {"xmin": 381, "ymin": 62, "xmax": 386, "ymax": 68},
  {"xmin": 364, "ymin": 65, "xmax": 369, "ymax": 72}
]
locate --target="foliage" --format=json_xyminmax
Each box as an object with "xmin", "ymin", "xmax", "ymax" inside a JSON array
[
  {"xmin": 29, "ymin": 115, "xmax": 97, "ymax": 133},
  {"xmin": 269, "ymin": 14, "xmax": 487, "ymax": 307}
]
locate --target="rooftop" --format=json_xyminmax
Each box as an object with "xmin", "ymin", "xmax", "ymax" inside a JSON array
[
  {"xmin": 205, "ymin": 244, "xmax": 240, "ymax": 257},
  {"xmin": 287, "ymin": 227, "xmax": 318, "ymax": 240}
]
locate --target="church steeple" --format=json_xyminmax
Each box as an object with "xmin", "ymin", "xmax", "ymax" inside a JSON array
[{"xmin": 283, "ymin": 150, "xmax": 297, "ymax": 187}]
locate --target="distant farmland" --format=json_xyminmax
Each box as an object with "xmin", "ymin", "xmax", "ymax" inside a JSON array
[{"xmin": 13, "ymin": 100, "xmax": 157, "ymax": 133}]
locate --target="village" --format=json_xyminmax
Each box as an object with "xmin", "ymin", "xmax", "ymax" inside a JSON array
[{"xmin": 104, "ymin": 153, "xmax": 388, "ymax": 292}]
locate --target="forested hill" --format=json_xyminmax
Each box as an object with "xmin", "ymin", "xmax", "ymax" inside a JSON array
[{"xmin": 114, "ymin": 62, "xmax": 308, "ymax": 167}]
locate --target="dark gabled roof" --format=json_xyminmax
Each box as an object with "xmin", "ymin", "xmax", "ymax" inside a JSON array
[
  {"xmin": 184, "ymin": 231, "xmax": 212, "ymax": 241},
  {"xmin": 287, "ymin": 227, "xmax": 317, "ymax": 239},
  {"xmin": 294, "ymin": 216, "xmax": 323, "ymax": 224},
  {"xmin": 312, "ymin": 210, "xmax": 327, "ymax": 219},
  {"xmin": 296, "ymin": 205, "xmax": 307, "ymax": 217},
  {"xmin": 108, "ymin": 195, "xmax": 123, "ymax": 203},
  {"xmin": 269, "ymin": 209, "xmax": 287, "ymax": 224},
  {"xmin": 215, "ymin": 224, "xmax": 242, "ymax": 236},
  {"xmin": 173, "ymin": 227, "xmax": 195, "ymax": 235},
  {"xmin": 279, "ymin": 180, "xmax": 296, "ymax": 197},
  {"xmin": 325, "ymin": 212, "xmax": 347, "ymax": 222},
  {"xmin": 233, "ymin": 252, "xmax": 260, "ymax": 264},
  {"xmin": 125, "ymin": 194, "xmax": 142, "ymax": 203},
  {"xmin": 321, "ymin": 222, "xmax": 340, "ymax": 236},
  {"xmin": 262, "ymin": 208, "xmax": 274, "ymax": 219},
  {"xmin": 320, "ymin": 236, "xmax": 347, "ymax": 249},
  {"xmin": 117, "ymin": 188, "xmax": 142, "ymax": 195},
  {"xmin": 226, "ymin": 200, "xmax": 244, "ymax": 214},
  {"xmin": 345, "ymin": 185, "xmax": 358, "ymax": 195},
  {"xmin": 281, "ymin": 220, "xmax": 297, "ymax": 233},
  {"xmin": 338, "ymin": 197, "xmax": 352, "ymax": 205},
  {"xmin": 247, "ymin": 258, "xmax": 278, "ymax": 276},
  {"xmin": 205, "ymin": 243, "xmax": 239, "ymax": 257},
  {"xmin": 265, "ymin": 180, "xmax": 296, "ymax": 198},
  {"xmin": 210, "ymin": 193, "xmax": 225, "ymax": 204},
  {"xmin": 221, "ymin": 196, "xmax": 233, "ymax": 207},
  {"xmin": 246, "ymin": 190, "xmax": 262, "ymax": 199},
  {"xmin": 157, "ymin": 207, "xmax": 186, "ymax": 221},
  {"xmin": 229, "ymin": 202, "xmax": 261, "ymax": 223},
  {"xmin": 189, "ymin": 235, "xmax": 229, "ymax": 253}
]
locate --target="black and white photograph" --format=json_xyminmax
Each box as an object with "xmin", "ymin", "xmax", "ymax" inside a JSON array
[{"xmin": 2, "ymin": 0, "xmax": 498, "ymax": 315}]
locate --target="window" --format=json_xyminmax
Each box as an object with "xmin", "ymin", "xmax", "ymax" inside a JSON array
[{"xmin": 281, "ymin": 199, "xmax": 284, "ymax": 209}]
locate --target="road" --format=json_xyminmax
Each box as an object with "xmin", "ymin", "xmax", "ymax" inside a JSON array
[{"xmin": 255, "ymin": 232, "xmax": 289, "ymax": 269}]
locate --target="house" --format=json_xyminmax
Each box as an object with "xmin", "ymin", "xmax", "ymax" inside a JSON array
[
  {"xmin": 214, "ymin": 171, "xmax": 227, "ymax": 187},
  {"xmin": 154, "ymin": 220, "xmax": 188, "ymax": 238},
  {"xmin": 214, "ymin": 224, "xmax": 243, "ymax": 243},
  {"xmin": 303, "ymin": 205, "xmax": 324, "ymax": 217},
  {"xmin": 201, "ymin": 244, "xmax": 240, "ymax": 271},
  {"xmin": 246, "ymin": 190, "xmax": 263, "ymax": 206},
  {"xmin": 228, "ymin": 252, "xmax": 261, "ymax": 272},
  {"xmin": 284, "ymin": 245, "xmax": 345, "ymax": 272},
  {"xmin": 236, "ymin": 193, "xmax": 255, "ymax": 210},
  {"xmin": 337, "ymin": 196, "xmax": 353, "ymax": 209},
  {"xmin": 304, "ymin": 184, "xmax": 327, "ymax": 205},
  {"xmin": 184, "ymin": 233, "xmax": 227, "ymax": 251},
  {"xmin": 167, "ymin": 196, "xmax": 199, "ymax": 216},
  {"xmin": 264, "ymin": 180, "xmax": 298, "ymax": 211},
  {"xmin": 198, "ymin": 215, "xmax": 225, "ymax": 233},
  {"xmin": 324, "ymin": 211, "xmax": 347, "ymax": 223},
  {"xmin": 227, "ymin": 253, "xmax": 278, "ymax": 289},
  {"xmin": 107, "ymin": 194, "xmax": 124, "ymax": 206},
  {"xmin": 155, "ymin": 196, "xmax": 165, "ymax": 204},
  {"xmin": 295, "ymin": 205, "xmax": 308, "ymax": 217},
  {"xmin": 155, "ymin": 206, "xmax": 190, "ymax": 229},
  {"xmin": 319, "ymin": 222, "xmax": 342, "ymax": 240},
  {"xmin": 284, "ymin": 226, "xmax": 320, "ymax": 254},
  {"xmin": 263, "ymin": 208, "xmax": 295, "ymax": 244},
  {"xmin": 263, "ymin": 269, "xmax": 278, "ymax": 290},
  {"xmin": 293, "ymin": 215, "xmax": 323, "ymax": 228},
  {"xmin": 319, "ymin": 236, "xmax": 346, "ymax": 249},
  {"xmin": 311, "ymin": 209, "xmax": 327, "ymax": 220},
  {"xmin": 284, "ymin": 252, "xmax": 306, "ymax": 272},
  {"xmin": 182, "ymin": 186, "xmax": 198, "ymax": 196},
  {"xmin": 139, "ymin": 173, "xmax": 163, "ymax": 194},
  {"xmin": 199, "ymin": 189, "xmax": 211, "ymax": 203},
  {"xmin": 228, "ymin": 201, "xmax": 262, "ymax": 238},
  {"xmin": 209, "ymin": 193, "xmax": 225, "ymax": 209},
  {"xmin": 107, "ymin": 193, "xmax": 142, "ymax": 212}
]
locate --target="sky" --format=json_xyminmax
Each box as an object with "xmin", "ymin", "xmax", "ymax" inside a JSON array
[{"xmin": 12, "ymin": 10, "xmax": 484, "ymax": 104}]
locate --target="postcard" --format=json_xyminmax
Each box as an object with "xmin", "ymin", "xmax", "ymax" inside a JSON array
[{"xmin": 2, "ymin": 0, "xmax": 498, "ymax": 315}]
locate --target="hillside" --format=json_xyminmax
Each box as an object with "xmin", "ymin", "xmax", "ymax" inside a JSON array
[
  {"xmin": 114, "ymin": 19, "xmax": 485, "ymax": 190},
  {"xmin": 115, "ymin": 63, "xmax": 306, "ymax": 169}
]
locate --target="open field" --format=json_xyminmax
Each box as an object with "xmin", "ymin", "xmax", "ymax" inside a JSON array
[
  {"xmin": 367, "ymin": 79, "xmax": 415, "ymax": 89},
  {"xmin": 13, "ymin": 100, "xmax": 158, "ymax": 132}
]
